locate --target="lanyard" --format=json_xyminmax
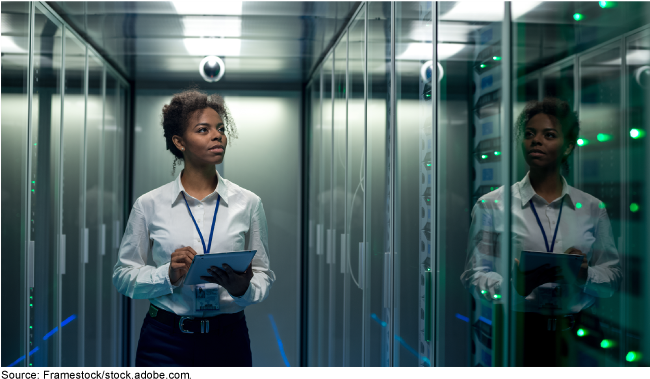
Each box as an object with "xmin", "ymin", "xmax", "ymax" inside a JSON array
[
  {"xmin": 529, "ymin": 197, "xmax": 564, "ymax": 253},
  {"xmin": 181, "ymin": 192, "xmax": 221, "ymax": 255}
]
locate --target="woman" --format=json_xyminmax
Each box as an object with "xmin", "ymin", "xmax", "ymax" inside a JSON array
[
  {"xmin": 461, "ymin": 98, "xmax": 621, "ymax": 366},
  {"xmin": 113, "ymin": 90, "xmax": 275, "ymax": 367}
]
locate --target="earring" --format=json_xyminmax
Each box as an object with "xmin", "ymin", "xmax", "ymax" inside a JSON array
[{"xmin": 181, "ymin": 147, "xmax": 185, "ymax": 151}]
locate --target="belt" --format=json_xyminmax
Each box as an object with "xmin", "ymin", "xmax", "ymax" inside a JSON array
[
  {"xmin": 520, "ymin": 312, "xmax": 576, "ymax": 332},
  {"xmin": 148, "ymin": 304, "xmax": 244, "ymax": 334}
]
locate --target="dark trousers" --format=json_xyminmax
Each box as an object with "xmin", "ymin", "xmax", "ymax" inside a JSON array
[
  {"xmin": 135, "ymin": 312, "xmax": 253, "ymax": 367},
  {"xmin": 515, "ymin": 312, "xmax": 583, "ymax": 367}
]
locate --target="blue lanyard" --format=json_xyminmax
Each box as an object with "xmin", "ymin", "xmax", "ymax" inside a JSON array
[
  {"xmin": 529, "ymin": 197, "xmax": 564, "ymax": 253},
  {"xmin": 181, "ymin": 192, "xmax": 221, "ymax": 255}
]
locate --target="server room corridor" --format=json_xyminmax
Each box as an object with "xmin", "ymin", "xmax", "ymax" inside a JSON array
[{"xmin": 2, "ymin": 1, "xmax": 650, "ymax": 367}]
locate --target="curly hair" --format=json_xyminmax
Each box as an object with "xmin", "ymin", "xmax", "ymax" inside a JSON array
[
  {"xmin": 162, "ymin": 89, "xmax": 238, "ymax": 162},
  {"xmin": 515, "ymin": 97, "xmax": 580, "ymax": 175}
]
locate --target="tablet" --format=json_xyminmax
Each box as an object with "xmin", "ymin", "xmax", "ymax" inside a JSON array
[
  {"xmin": 184, "ymin": 250, "xmax": 257, "ymax": 285},
  {"xmin": 519, "ymin": 250, "xmax": 583, "ymax": 277}
]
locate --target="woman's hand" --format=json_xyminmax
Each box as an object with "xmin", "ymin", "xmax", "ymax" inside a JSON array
[
  {"xmin": 169, "ymin": 247, "xmax": 198, "ymax": 285},
  {"xmin": 565, "ymin": 247, "xmax": 588, "ymax": 285},
  {"xmin": 513, "ymin": 258, "xmax": 563, "ymax": 297},
  {"xmin": 201, "ymin": 263, "xmax": 254, "ymax": 297}
]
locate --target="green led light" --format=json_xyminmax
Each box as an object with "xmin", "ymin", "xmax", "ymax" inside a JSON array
[
  {"xmin": 29, "ymin": 364, "xmax": 32, "ymax": 367},
  {"xmin": 29, "ymin": 326, "xmax": 32, "ymax": 329},
  {"xmin": 426, "ymin": 163, "xmax": 431, "ymax": 167},
  {"xmin": 630, "ymin": 203, "xmax": 640, "ymax": 213},
  {"xmin": 599, "ymin": 202, "xmax": 606, "ymax": 209},
  {"xmin": 494, "ymin": 151, "xmax": 501, "ymax": 156},
  {"xmin": 427, "ymin": 267, "xmax": 431, "ymax": 271},
  {"xmin": 481, "ymin": 154, "xmax": 488, "ymax": 159},
  {"xmin": 601, "ymin": 339, "xmax": 612, "ymax": 348},
  {"xmin": 599, "ymin": 1, "xmax": 617, "ymax": 8},
  {"xmin": 481, "ymin": 200, "xmax": 486, "ymax": 203},
  {"xmin": 577, "ymin": 328, "xmax": 586, "ymax": 337},
  {"xmin": 493, "ymin": 294, "xmax": 501, "ymax": 299},
  {"xmin": 480, "ymin": 64, "xmax": 486, "ymax": 68},
  {"xmin": 576, "ymin": 202, "xmax": 582, "ymax": 209},
  {"xmin": 481, "ymin": 290, "xmax": 487, "ymax": 294},
  {"xmin": 599, "ymin": 1, "xmax": 608, "ymax": 7},
  {"xmin": 30, "ymin": 296, "xmax": 33, "ymax": 299},
  {"xmin": 31, "ymin": 189, "xmax": 35, "ymax": 192},
  {"xmin": 494, "ymin": 200, "xmax": 499, "ymax": 203},
  {"xmin": 33, "ymin": 143, "xmax": 37, "ymax": 146},
  {"xmin": 32, "ymin": 181, "xmax": 35, "ymax": 184},
  {"xmin": 577, "ymin": 138, "xmax": 590, "ymax": 146},
  {"xmin": 490, "ymin": 187, "xmax": 494, "ymax": 190},
  {"xmin": 626, "ymin": 351, "xmax": 641, "ymax": 362},
  {"xmin": 30, "ymin": 304, "xmax": 33, "ymax": 307},
  {"xmin": 630, "ymin": 129, "xmax": 646, "ymax": 139},
  {"xmin": 597, "ymin": 133, "xmax": 613, "ymax": 142},
  {"xmin": 492, "ymin": 56, "xmax": 501, "ymax": 61},
  {"xmin": 573, "ymin": 13, "xmax": 584, "ymax": 21}
]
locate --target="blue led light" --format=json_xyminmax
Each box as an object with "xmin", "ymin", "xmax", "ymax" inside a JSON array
[
  {"xmin": 479, "ymin": 316, "xmax": 493, "ymax": 326},
  {"xmin": 455, "ymin": 313, "xmax": 469, "ymax": 323},
  {"xmin": 43, "ymin": 326, "xmax": 58, "ymax": 341},
  {"xmin": 268, "ymin": 314, "xmax": 290, "ymax": 367},
  {"xmin": 395, "ymin": 336, "xmax": 431, "ymax": 366},
  {"xmin": 61, "ymin": 314, "xmax": 77, "ymax": 327},
  {"xmin": 28, "ymin": 347, "xmax": 39, "ymax": 356}
]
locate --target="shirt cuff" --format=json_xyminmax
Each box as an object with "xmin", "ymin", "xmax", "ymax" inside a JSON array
[
  {"xmin": 161, "ymin": 262, "xmax": 180, "ymax": 292},
  {"xmin": 229, "ymin": 282, "xmax": 253, "ymax": 305}
]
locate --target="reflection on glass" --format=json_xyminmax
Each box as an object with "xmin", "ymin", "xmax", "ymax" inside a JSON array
[
  {"xmin": 330, "ymin": 32, "xmax": 347, "ymax": 367},
  {"xmin": 31, "ymin": 5, "xmax": 63, "ymax": 367},
  {"xmin": 394, "ymin": 1, "xmax": 433, "ymax": 367},
  {"xmin": 61, "ymin": 29, "xmax": 86, "ymax": 367},
  {"xmin": 346, "ymin": 7, "xmax": 365, "ymax": 367},
  {"xmin": 366, "ymin": 1, "xmax": 391, "ymax": 367},
  {"xmin": 1, "ymin": 1, "xmax": 30, "ymax": 367},
  {"xmin": 84, "ymin": 52, "xmax": 104, "ymax": 366},
  {"xmin": 307, "ymin": 78, "xmax": 320, "ymax": 367}
]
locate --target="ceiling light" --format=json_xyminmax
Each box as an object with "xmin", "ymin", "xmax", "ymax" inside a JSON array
[
  {"xmin": 440, "ymin": 1, "xmax": 542, "ymax": 22},
  {"xmin": 181, "ymin": 16, "xmax": 242, "ymax": 38},
  {"xmin": 183, "ymin": 37, "xmax": 241, "ymax": 56},
  {"xmin": 171, "ymin": 1, "xmax": 243, "ymax": 16}
]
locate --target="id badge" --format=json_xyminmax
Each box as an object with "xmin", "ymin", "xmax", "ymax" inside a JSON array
[{"xmin": 195, "ymin": 283, "xmax": 220, "ymax": 311}]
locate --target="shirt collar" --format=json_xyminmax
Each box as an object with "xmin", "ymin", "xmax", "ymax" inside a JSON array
[
  {"xmin": 518, "ymin": 171, "xmax": 576, "ymax": 210},
  {"xmin": 171, "ymin": 169, "xmax": 229, "ymax": 206}
]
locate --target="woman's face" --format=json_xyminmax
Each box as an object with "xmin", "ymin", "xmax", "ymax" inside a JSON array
[
  {"xmin": 521, "ymin": 113, "xmax": 572, "ymax": 170},
  {"xmin": 176, "ymin": 107, "xmax": 228, "ymax": 166}
]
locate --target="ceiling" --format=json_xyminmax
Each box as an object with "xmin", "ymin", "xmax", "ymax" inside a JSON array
[{"xmin": 48, "ymin": 1, "xmax": 360, "ymax": 88}]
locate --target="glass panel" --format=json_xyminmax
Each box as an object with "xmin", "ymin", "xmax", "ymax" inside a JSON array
[
  {"xmin": 436, "ymin": 1, "xmax": 488, "ymax": 367},
  {"xmin": 625, "ymin": 31, "xmax": 649, "ymax": 367},
  {"xmin": 393, "ymin": 1, "xmax": 433, "ymax": 367},
  {"xmin": 84, "ymin": 52, "xmax": 104, "ymax": 366},
  {"xmin": 31, "ymin": 5, "xmax": 63, "ymax": 367},
  {"xmin": 365, "ymin": 1, "xmax": 391, "ymax": 367},
  {"xmin": 307, "ymin": 79, "xmax": 320, "ymax": 367},
  {"xmin": 318, "ymin": 56, "xmax": 333, "ymax": 367},
  {"xmin": 61, "ymin": 29, "xmax": 86, "ymax": 367},
  {"xmin": 449, "ymin": 1, "xmax": 507, "ymax": 368},
  {"xmin": 101, "ymin": 72, "xmax": 118, "ymax": 366},
  {"xmin": 1, "ymin": 1, "xmax": 30, "ymax": 367},
  {"xmin": 577, "ymin": 45, "xmax": 624, "ymax": 366},
  {"xmin": 331, "ymin": 31, "xmax": 347, "ymax": 367},
  {"xmin": 346, "ymin": 7, "xmax": 365, "ymax": 367}
]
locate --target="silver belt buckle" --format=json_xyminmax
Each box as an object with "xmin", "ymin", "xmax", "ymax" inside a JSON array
[
  {"xmin": 179, "ymin": 316, "xmax": 194, "ymax": 333},
  {"xmin": 201, "ymin": 319, "xmax": 210, "ymax": 333}
]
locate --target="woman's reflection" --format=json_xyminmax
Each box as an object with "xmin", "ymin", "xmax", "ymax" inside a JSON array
[{"xmin": 461, "ymin": 98, "xmax": 622, "ymax": 366}]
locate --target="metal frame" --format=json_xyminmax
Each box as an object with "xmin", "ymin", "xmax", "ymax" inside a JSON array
[
  {"xmin": 362, "ymin": 3, "xmax": 368, "ymax": 367},
  {"xmin": 500, "ymin": 2, "xmax": 514, "ymax": 367},
  {"xmin": 388, "ymin": 0, "xmax": 396, "ymax": 368},
  {"xmin": 431, "ymin": 1, "xmax": 439, "ymax": 367},
  {"xmin": 23, "ymin": 1, "xmax": 36, "ymax": 368},
  {"xmin": 342, "ymin": 26, "xmax": 350, "ymax": 367},
  {"xmin": 57, "ymin": 24, "xmax": 67, "ymax": 369}
]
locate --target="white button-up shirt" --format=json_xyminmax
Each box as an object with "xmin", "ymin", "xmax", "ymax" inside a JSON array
[
  {"xmin": 461, "ymin": 171, "xmax": 621, "ymax": 314},
  {"xmin": 113, "ymin": 170, "xmax": 275, "ymax": 316}
]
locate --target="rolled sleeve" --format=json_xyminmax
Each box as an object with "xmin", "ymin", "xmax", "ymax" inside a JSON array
[
  {"xmin": 112, "ymin": 198, "xmax": 175, "ymax": 300},
  {"xmin": 230, "ymin": 197, "xmax": 275, "ymax": 307},
  {"xmin": 583, "ymin": 207, "xmax": 622, "ymax": 298}
]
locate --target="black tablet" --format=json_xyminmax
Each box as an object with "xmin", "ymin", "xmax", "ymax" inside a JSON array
[
  {"xmin": 519, "ymin": 250, "xmax": 583, "ymax": 277},
  {"xmin": 184, "ymin": 250, "xmax": 257, "ymax": 285}
]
